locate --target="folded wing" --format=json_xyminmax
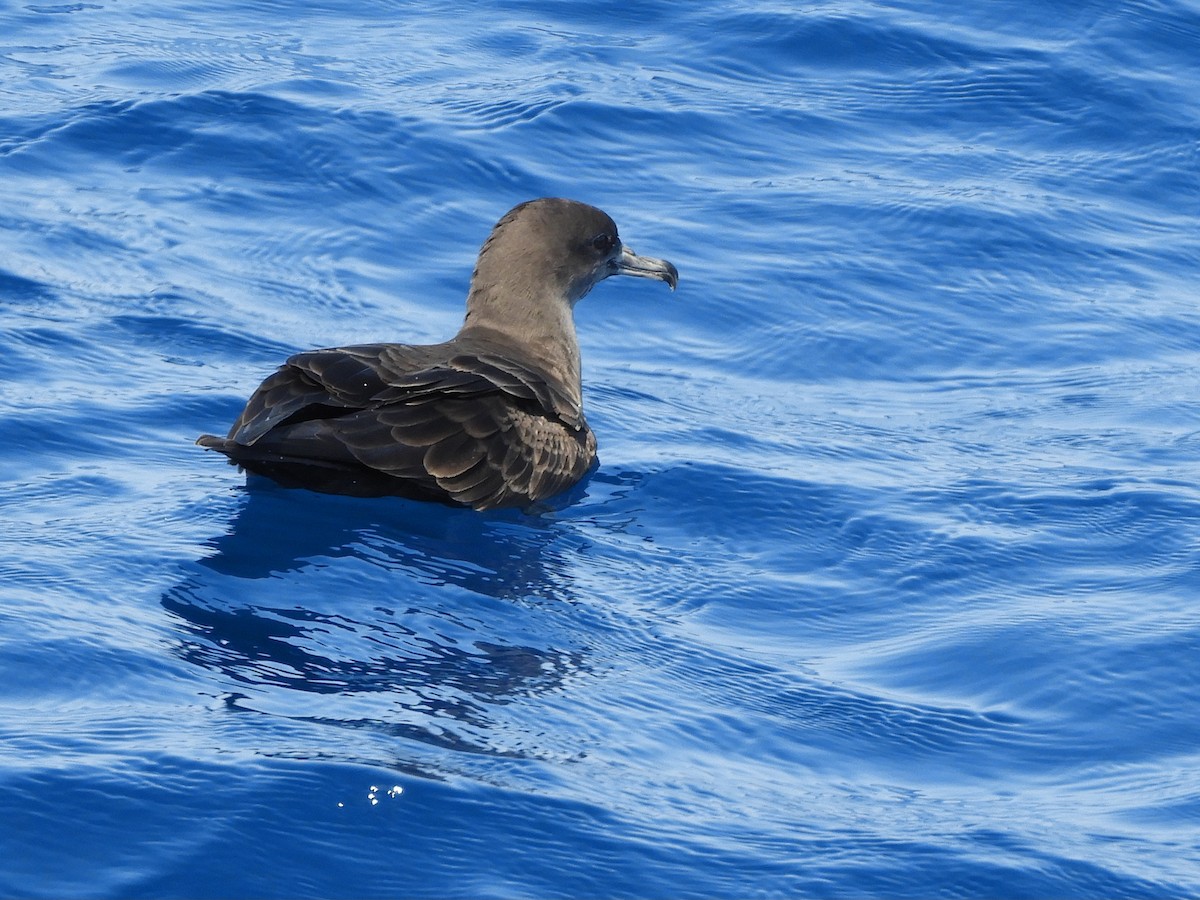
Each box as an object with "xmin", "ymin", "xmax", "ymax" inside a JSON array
[{"xmin": 198, "ymin": 342, "xmax": 595, "ymax": 509}]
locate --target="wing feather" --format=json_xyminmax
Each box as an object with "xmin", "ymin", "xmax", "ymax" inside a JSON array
[{"xmin": 203, "ymin": 340, "xmax": 595, "ymax": 508}]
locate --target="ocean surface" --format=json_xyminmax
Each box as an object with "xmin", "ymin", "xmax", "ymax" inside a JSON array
[{"xmin": 2, "ymin": 1, "xmax": 1199, "ymax": 897}]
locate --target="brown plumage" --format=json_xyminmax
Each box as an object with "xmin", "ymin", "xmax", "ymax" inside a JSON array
[{"xmin": 197, "ymin": 198, "xmax": 678, "ymax": 510}]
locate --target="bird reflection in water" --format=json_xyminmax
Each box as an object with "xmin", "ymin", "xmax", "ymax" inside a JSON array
[{"xmin": 161, "ymin": 480, "xmax": 593, "ymax": 761}]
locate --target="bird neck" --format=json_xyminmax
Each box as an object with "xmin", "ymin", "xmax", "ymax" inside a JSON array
[{"xmin": 459, "ymin": 283, "xmax": 584, "ymax": 410}]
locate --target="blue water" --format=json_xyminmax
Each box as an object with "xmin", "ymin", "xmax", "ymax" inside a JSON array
[{"xmin": 2, "ymin": 0, "xmax": 1199, "ymax": 896}]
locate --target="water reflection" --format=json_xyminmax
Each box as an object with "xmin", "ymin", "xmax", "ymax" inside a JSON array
[{"xmin": 162, "ymin": 481, "xmax": 591, "ymax": 758}]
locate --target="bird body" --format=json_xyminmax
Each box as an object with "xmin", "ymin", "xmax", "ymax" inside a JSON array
[{"xmin": 198, "ymin": 198, "xmax": 677, "ymax": 510}]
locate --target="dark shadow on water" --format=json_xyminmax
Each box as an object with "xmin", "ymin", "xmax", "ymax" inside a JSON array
[
  {"xmin": 188, "ymin": 473, "xmax": 585, "ymax": 593},
  {"xmin": 162, "ymin": 478, "xmax": 595, "ymax": 760}
]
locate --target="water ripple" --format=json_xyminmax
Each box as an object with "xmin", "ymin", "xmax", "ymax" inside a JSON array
[{"xmin": 3, "ymin": 0, "xmax": 1200, "ymax": 897}]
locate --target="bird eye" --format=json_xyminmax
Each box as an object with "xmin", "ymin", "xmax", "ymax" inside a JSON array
[{"xmin": 590, "ymin": 232, "xmax": 615, "ymax": 253}]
